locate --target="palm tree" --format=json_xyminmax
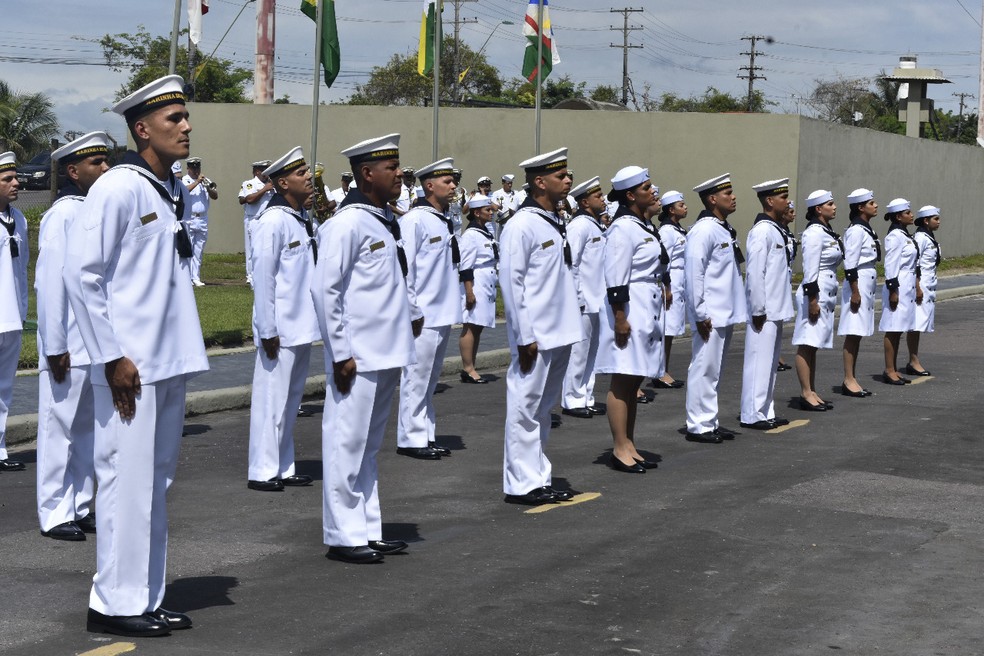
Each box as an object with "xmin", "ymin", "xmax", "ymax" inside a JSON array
[{"xmin": 0, "ymin": 80, "xmax": 59, "ymax": 161}]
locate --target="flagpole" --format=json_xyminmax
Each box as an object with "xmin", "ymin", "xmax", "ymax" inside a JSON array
[
  {"xmin": 311, "ymin": 0, "xmax": 324, "ymax": 168},
  {"xmin": 432, "ymin": 3, "xmax": 442, "ymax": 160},
  {"xmin": 534, "ymin": 0, "xmax": 543, "ymax": 154},
  {"xmin": 169, "ymin": 0, "xmax": 182, "ymax": 74}
]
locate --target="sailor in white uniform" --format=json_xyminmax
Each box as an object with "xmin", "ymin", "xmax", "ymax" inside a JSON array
[
  {"xmin": 313, "ymin": 134, "xmax": 423, "ymax": 564},
  {"xmin": 905, "ymin": 205, "xmax": 942, "ymax": 376},
  {"xmin": 879, "ymin": 198, "xmax": 923, "ymax": 385},
  {"xmin": 492, "ymin": 174, "xmax": 520, "ymax": 229},
  {"xmin": 457, "ymin": 194, "xmax": 499, "ymax": 383},
  {"xmin": 239, "ymin": 160, "xmax": 274, "ymax": 286},
  {"xmin": 561, "ymin": 176, "xmax": 608, "ymax": 419},
  {"xmin": 246, "ymin": 147, "xmax": 320, "ymax": 491},
  {"xmin": 396, "ymin": 157, "xmax": 462, "ymax": 460},
  {"xmin": 0, "ymin": 151, "xmax": 27, "ymax": 473},
  {"xmin": 655, "ymin": 190, "xmax": 689, "ymax": 388},
  {"xmin": 181, "ymin": 157, "xmax": 217, "ymax": 286},
  {"xmin": 837, "ymin": 188, "xmax": 880, "ymax": 397},
  {"xmin": 35, "ymin": 132, "xmax": 110, "ymax": 541},
  {"xmin": 330, "ymin": 171, "xmax": 354, "ymax": 206},
  {"xmin": 683, "ymin": 174, "xmax": 746, "ymax": 444},
  {"xmin": 739, "ymin": 179, "xmax": 795, "ymax": 430},
  {"xmin": 499, "ymin": 148, "xmax": 582, "ymax": 506},
  {"xmin": 64, "ymin": 75, "xmax": 208, "ymax": 637}
]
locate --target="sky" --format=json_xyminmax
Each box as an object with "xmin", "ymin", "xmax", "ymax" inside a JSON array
[{"xmin": 2, "ymin": 0, "xmax": 982, "ymax": 145}]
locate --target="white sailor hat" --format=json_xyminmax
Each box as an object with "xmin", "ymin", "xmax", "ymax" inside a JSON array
[
  {"xmin": 468, "ymin": 193, "xmax": 493, "ymax": 209},
  {"xmin": 112, "ymin": 74, "xmax": 186, "ymax": 122},
  {"xmin": 519, "ymin": 147, "xmax": 568, "ymax": 173},
  {"xmin": 262, "ymin": 146, "xmax": 306, "ymax": 178},
  {"xmin": 0, "ymin": 151, "xmax": 15, "ymax": 173},
  {"xmin": 886, "ymin": 198, "xmax": 910, "ymax": 213},
  {"xmin": 693, "ymin": 173, "xmax": 732, "ymax": 195},
  {"xmin": 806, "ymin": 189, "xmax": 833, "ymax": 208},
  {"xmin": 477, "ymin": 176, "xmax": 493, "ymax": 185},
  {"xmin": 51, "ymin": 131, "xmax": 110, "ymax": 163},
  {"xmin": 252, "ymin": 159, "xmax": 272, "ymax": 169},
  {"xmin": 916, "ymin": 205, "xmax": 940, "ymax": 219},
  {"xmin": 847, "ymin": 188, "xmax": 874, "ymax": 204},
  {"xmin": 502, "ymin": 174, "xmax": 515, "ymax": 182},
  {"xmin": 340, "ymin": 171, "xmax": 354, "ymax": 179},
  {"xmin": 186, "ymin": 157, "xmax": 202, "ymax": 166},
  {"xmin": 570, "ymin": 176, "xmax": 602, "ymax": 199},
  {"xmin": 341, "ymin": 133, "xmax": 400, "ymax": 165},
  {"xmin": 752, "ymin": 178, "xmax": 790, "ymax": 196},
  {"xmin": 660, "ymin": 190, "xmax": 684, "ymax": 206},
  {"xmin": 611, "ymin": 166, "xmax": 649, "ymax": 192},
  {"xmin": 402, "ymin": 166, "xmax": 416, "ymax": 174},
  {"xmin": 416, "ymin": 157, "xmax": 455, "ymax": 181}
]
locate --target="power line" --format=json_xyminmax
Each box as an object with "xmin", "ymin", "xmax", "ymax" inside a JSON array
[
  {"xmin": 738, "ymin": 35, "xmax": 771, "ymax": 111},
  {"xmin": 610, "ymin": 7, "xmax": 643, "ymax": 105}
]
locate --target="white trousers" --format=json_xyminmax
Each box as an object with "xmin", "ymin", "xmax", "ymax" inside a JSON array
[
  {"xmin": 89, "ymin": 376, "xmax": 186, "ymax": 616},
  {"xmin": 685, "ymin": 325, "xmax": 733, "ymax": 433},
  {"xmin": 187, "ymin": 219, "xmax": 208, "ymax": 283},
  {"xmin": 248, "ymin": 343, "xmax": 311, "ymax": 481},
  {"xmin": 503, "ymin": 345, "xmax": 571, "ymax": 496},
  {"xmin": 0, "ymin": 330, "xmax": 21, "ymax": 460},
  {"xmin": 36, "ymin": 366, "xmax": 95, "ymax": 532},
  {"xmin": 397, "ymin": 325, "xmax": 451, "ymax": 448},
  {"xmin": 244, "ymin": 218, "xmax": 254, "ymax": 280},
  {"xmin": 739, "ymin": 320, "xmax": 782, "ymax": 424},
  {"xmin": 322, "ymin": 367, "xmax": 399, "ymax": 547},
  {"xmin": 562, "ymin": 312, "xmax": 599, "ymax": 410}
]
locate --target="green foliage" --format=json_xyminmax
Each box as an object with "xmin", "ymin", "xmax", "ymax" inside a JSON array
[
  {"xmin": 589, "ymin": 84, "xmax": 621, "ymax": 104},
  {"xmin": 648, "ymin": 86, "xmax": 771, "ymax": 113},
  {"xmin": 0, "ymin": 80, "xmax": 59, "ymax": 161},
  {"xmin": 499, "ymin": 74, "xmax": 587, "ymax": 108},
  {"xmin": 98, "ymin": 26, "xmax": 251, "ymax": 103}
]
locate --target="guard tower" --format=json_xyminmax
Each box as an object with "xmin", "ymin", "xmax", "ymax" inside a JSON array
[{"xmin": 882, "ymin": 56, "xmax": 951, "ymax": 138}]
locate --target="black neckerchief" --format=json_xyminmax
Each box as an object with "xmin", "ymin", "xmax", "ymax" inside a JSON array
[
  {"xmin": 266, "ymin": 193, "xmax": 318, "ymax": 264},
  {"xmin": 337, "ymin": 187, "xmax": 408, "ymax": 277},
  {"xmin": 754, "ymin": 213, "xmax": 791, "ymax": 264},
  {"xmin": 658, "ymin": 216, "xmax": 687, "ymax": 236},
  {"xmin": 571, "ymin": 208, "xmax": 605, "ymax": 232},
  {"xmin": 466, "ymin": 220, "xmax": 499, "ymax": 261},
  {"xmin": 696, "ymin": 209, "xmax": 744, "ymax": 265},
  {"xmin": 57, "ymin": 182, "xmax": 85, "ymax": 199},
  {"xmin": 417, "ymin": 202, "xmax": 460, "ymax": 265},
  {"xmin": 1, "ymin": 209, "xmax": 16, "ymax": 258},
  {"xmin": 519, "ymin": 196, "xmax": 571, "ymax": 266},
  {"xmin": 118, "ymin": 150, "xmax": 192, "ymax": 258},
  {"xmin": 916, "ymin": 226, "xmax": 941, "ymax": 265},
  {"xmin": 781, "ymin": 223, "xmax": 799, "ymax": 261},
  {"xmin": 850, "ymin": 217, "xmax": 881, "ymax": 262},
  {"xmin": 807, "ymin": 219, "xmax": 844, "ymax": 255},
  {"xmin": 613, "ymin": 205, "xmax": 670, "ymax": 268}
]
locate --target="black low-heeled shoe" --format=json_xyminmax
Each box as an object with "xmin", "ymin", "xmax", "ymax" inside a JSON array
[
  {"xmin": 776, "ymin": 362, "xmax": 793, "ymax": 372},
  {"xmin": 882, "ymin": 372, "xmax": 907, "ymax": 386},
  {"xmin": 798, "ymin": 397, "xmax": 827, "ymax": 412},
  {"xmin": 610, "ymin": 455, "xmax": 646, "ymax": 473},
  {"xmin": 633, "ymin": 457, "xmax": 659, "ymax": 469},
  {"xmin": 903, "ymin": 364, "xmax": 931, "ymax": 377},
  {"xmin": 635, "ymin": 394, "xmax": 650, "ymax": 404},
  {"xmin": 841, "ymin": 385, "xmax": 868, "ymax": 398},
  {"xmin": 459, "ymin": 371, "xmax": 487, "ymax": 384}
]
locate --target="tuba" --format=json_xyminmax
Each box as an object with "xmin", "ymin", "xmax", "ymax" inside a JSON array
[{"xmin": 312, "ymin": 162, "xmax": 333, "ymax": 221}]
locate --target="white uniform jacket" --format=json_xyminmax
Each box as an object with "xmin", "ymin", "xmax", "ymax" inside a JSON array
[
  {"xmin": 499, "ymin": 199, "xmax": 582, "ymax": 351},
  {"xmin": 566, "ymin": 211, "xmax": 606, "ymax": 313},
  {"xmin": 36, "ymin": 190, "xmax": 90, "ymax": 367},
  {"xmin": 182, "ymin": 174, "xmax": 210, "ymax": 221},
  {"xmin": 0, "ymin": 205, "xmax": 29, "ymax": 333},
  {"xmin": 400, "ymin": 203, "xmax": 462, "ymax": 328},
  {"xmin": 239, "ymin": 176, "xmax": 273, "ymax": 220},
  {"xmin": 251, "ymin": 195, "xmax": 321, "ymax": 348},
  {"xmin": 744, "ymin": 215, "xmax": 794, "ymax": 321},
  {"xmin": 878, "ymin": 223, "xmax": 920, "ymax": 333},
  {"xmin": 458, "ymin": 221, "xmax": 499, "ymax": 328},
  {"xmin": 684, "ymin": 211, "xmax": 747, "ymax": 328},
  {"xmin": 842, "ymin": 220, "xmax": 880, "ymax": 278},
  {"xmin": 914, "ymin": 228, "xmax": 940, "ymax": 297},
  {"xmin": 312, "ymin": 189, "xmax": 421, "ymax": 372},
  {"xmin": 798, "ymin": 221, "xmax": 844, "ymax": 302},
  {"xmin": 658, "ymin": 219, "xmax": 688, "ymax": 336},
  {"xmin": 63, "ymin": 154, "xmax": 209, "ymax": 385},
  {"xmin": 493, "ymin": 188, "xmax": 520, "ymax": 221}
]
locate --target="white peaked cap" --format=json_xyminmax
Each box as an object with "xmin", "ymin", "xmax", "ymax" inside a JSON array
[
  {"xmin": 263, "ymin": 146, "xmax": 306, "ymax": 178},
  {"xmin": 341, "ymin": 133, "xmax": 400, "ymax": 164},
  {"xmin": 518, "ymin": 147, "xmax": 568, "ymax": 172},
  {"xmin": 112, "ymin": 74, "xmax": 186, "ymax": 120},
  {"xmin": 570, "ymin": 176, "xmax": 602, "ymax": 199},
  {"xmin": 51, "ymin": 131, "xmax": 110, "ymax": 162}
]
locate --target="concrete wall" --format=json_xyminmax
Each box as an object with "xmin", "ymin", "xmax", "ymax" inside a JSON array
[{"xmin": 185, "ymin": 103, "xmax": 982, "ymax": 257}]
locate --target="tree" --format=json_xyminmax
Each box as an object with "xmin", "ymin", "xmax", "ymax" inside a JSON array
[
  {"xmin": 98, "ymin": 26, "xmax": 251, "ymax": 103},
  {"xmin": 348, "ymin": 36, "xmax": 502, "ymax": 106},
  {"xmin": 0, "ymin": 80, "xmax": 59, "ymax": 160},
  {"xmin": 806, "ymin": 74, "xmax": 902, "ymax": 134},
  {"xmin": 589, "ymin": 84, "xmax": 621, "ymax": 104},
  {"xmin": 496, "ymin": 74, "xmax": 587, "ymax": 108},
  {"xmin": 644, "ymin": 86, "xmax": 770, "ymax": 113}
]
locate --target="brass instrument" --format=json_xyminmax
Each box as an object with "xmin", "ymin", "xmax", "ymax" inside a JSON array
[
  {"xmin": 201, "ymin": 176, "xmax": 217, "ymax": 191},
  {"xmin": 312, "ymin": 162, "xmax": 333, "ymax": 221}
]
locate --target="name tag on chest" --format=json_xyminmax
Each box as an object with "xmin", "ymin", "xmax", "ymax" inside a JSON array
[
  {"xmin": 288, "ymin": 240, "xmax": 301, "ymax": 249},
  {"xmin": 369, "ymin": 241, "xmax": 386, "ymax": 252},
  {"xmin": 140, "ymin": 212, "xmax": 158, "ymax": 225},
  {"xmin": 591, "ymin": 237, "xmax": 601, "ymax": 243},
  {"xmin": 429, "ymin": 236, "xmax": 442, "ymax": 244},
  {"xmin": 541, "ymin": 239, "xmax": 555, "ymax": 249}
]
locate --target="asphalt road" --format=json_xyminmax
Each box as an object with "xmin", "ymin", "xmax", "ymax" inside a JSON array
[{"xmin": 2, "ymin": 294, "xmax": 983, "ymax": 656}]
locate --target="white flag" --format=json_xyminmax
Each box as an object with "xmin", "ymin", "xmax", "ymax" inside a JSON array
[{"xmin": 188, "ymin": 0, "xmax": 210, "ymax": 45}]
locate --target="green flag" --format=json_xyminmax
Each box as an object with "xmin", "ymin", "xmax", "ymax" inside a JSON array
[{"xmin": 301, "ymin": 0, "xmax": 340, "ymax": 88}]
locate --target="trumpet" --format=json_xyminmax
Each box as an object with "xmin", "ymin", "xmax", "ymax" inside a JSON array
[{"xmin": 202, "ymin": 176, "xmax": 217, "ymax": 191}]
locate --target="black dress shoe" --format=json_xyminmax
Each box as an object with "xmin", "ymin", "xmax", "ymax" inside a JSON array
[
  {"xmin": 41, "ymin": 521, "xmax": 86, "ymax": 541},
  {"xmin": 821, "ymin": 401, "xmax": 834, "ymax": 410},
  {"xmin": 297, "ymin": 407, "xmax": 313, "ymax": 417},
  {"xmin": 396, "ymin": 446, "xmax": 442, "ymax": 460},
  {"xmin": 686, "ymin": 431, "xmax": 723, "ymax": 444},
  {"xmin": 653, "ymin": 378, "xmax": 685, "ymax": 389},
  {"xmin": 504, "ymin": 487, "xmax": 558, "ymax": 505},
  {"xmin": 841, "ymin": 386, "xmax": 868, "ymax": 398},
  {"xmin": 714, "ymin": 427, "xmax": 736, "ymax": 440},
  {"xmin": 247, "ymin": 479, "xmax": 284, "ymax": 491},
  {"xmin": 149, "ymin": 607, "xmax": 192, "ymax": 630},
  {"xmin": 633, "ymin": 457, "xmax": 660, "ymax": 469},
  {"xmin": 281, "ymin": 474, "xmax": 313, "ymax": 486},
  {"xmin": 797, "ymin": 397, "xmax": 827, "ymax": 411},
  {"xmin": 636, "ymin": 394, "xmax": 651, "ymax": 404},
  {"xmin": 739, "ymin": 420, "xmax": 775, "ymax": 430},
  {"xmin": 881, "ymin": 373, "xmax": 907, "ymax": 386},
  {"xmin": 0, "ymin": 459, "xmax": 25, "ymax": 472},
  {"xmin": 772, "ymin": 417, "xmax": 789, "ymax": 426},
  {"xmin": 776, "ymin": 362, "xmax": 793, "ymax": 372},
  {"xmin": 587, "ymin": 405, "xmax": 607, "ymax": 415},
  {"xmin": 86, "ymin": 608, "xmax": 171, "ymax": 637},
  {"xmin": 368, "ymin": 539, "xmax": 408, "ymax": 554},
  {"xmin": 551, "ymin": 415, "xmax": 562, "ymax": 428},
  {"xmin": 76, "ymin": 514, "xmax": 97, "ymax": 534},
  {"xmin": 459, "ymin": 371, "xmax": 487, "ymax": 384},
  {"xmin": 561, "ymin": 407, "xmax": 593, "ymax": 419},
  {"xmin": 326, "ymin": 545, "xmax": 384, "ymax": 563},
  {"xmin": 903, "ymin": 364, "xmax": 931, "ymax": 377},
  {"xmin": 428, "ymin": 442, "xmax": 451, "ymax": 456},
  {"xmin": 543, "ymin": 487, "xmax": 575, "ymax": 501}
]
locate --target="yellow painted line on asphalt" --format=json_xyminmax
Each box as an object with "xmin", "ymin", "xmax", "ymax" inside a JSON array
[
  {"xmin": 909, "ymin": 376, "xmax": 933, "ymax": 385},
  {"xmin": 78, "ymin": 643, "xmax": 137, "ymax": 656},
  {"xmin": 525, "ymin": 492, "xmax": 601, "ymax": 514},
  {"xmin": 766, "ymin": 419, "xmax": 809, "ymax": 434}
]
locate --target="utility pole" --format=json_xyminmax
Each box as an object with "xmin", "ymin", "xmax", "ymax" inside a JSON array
[
  {"xmin": 953, "ymin": 91, "xmax": 975, "ymax": 140},
  {"xmin": 449, "ymin": 0, "xmax": 477, "ymax": 104},
  {"xmin": 610, "ymin": 8, "xmax": 643, "ymax": 106},
  {"xmin": 738, "ymin": 35, "xmax": 771, "ymax": 112}
]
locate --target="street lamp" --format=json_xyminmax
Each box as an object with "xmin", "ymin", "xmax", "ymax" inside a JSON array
[{"xmin": 459, "ymin": 20, "xmax": 515, "ymax": 87}]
